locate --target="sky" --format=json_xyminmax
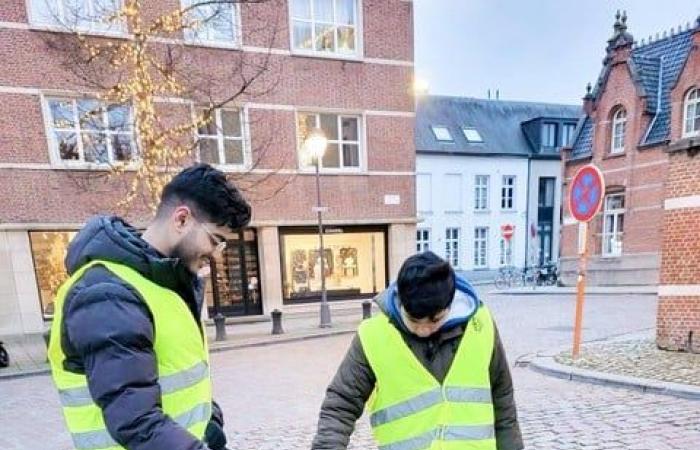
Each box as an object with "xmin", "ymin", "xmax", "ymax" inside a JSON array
[{"xmin": 414, "ymin": 0, "xmax": 700, "ymax": 105}]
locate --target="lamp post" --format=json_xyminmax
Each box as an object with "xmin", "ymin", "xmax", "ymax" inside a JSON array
[{"xmin": 304, "ymin": 127, "xmax": 332, "ymax": 328}]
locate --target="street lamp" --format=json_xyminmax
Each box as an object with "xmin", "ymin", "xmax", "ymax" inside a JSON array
[{"xmin": 303, "ymin": 127, "xmax": 332, "ymax": 328}]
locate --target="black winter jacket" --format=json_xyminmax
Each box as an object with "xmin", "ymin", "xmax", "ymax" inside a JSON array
[
  {"xmin": 312, "ymin": 288, "xmax": 523, "ymax": 450},
  {"xmin": 58, "ymin": 215, "xmax": 224, "ymax": 450}
]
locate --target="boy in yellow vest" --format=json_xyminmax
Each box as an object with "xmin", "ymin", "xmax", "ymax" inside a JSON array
[
  {"xmin": 312, "ymin": 251, "xmax": 523, "ymax": 450},
  {"xmin": 48, "ymin": 164, "xmax": 250, "ymax": 450}
]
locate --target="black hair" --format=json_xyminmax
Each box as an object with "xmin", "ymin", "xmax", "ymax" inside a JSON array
[
  {"xmin": 397, "ymin": 251, "xmax": 455, "ymax": 319},
  {"xmin": 157, "ymin": 163, "xmax": 251, "ymax": 230}
]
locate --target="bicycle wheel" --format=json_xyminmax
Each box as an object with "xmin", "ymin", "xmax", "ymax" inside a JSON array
[{"xmin": 495, "ymin": 275, "xmax": 508, "ymax": 290}]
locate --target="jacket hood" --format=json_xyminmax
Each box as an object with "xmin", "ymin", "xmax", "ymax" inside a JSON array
[{"xmin": 375, "ymin": 274, "xmax": 480, "ymax": 334}]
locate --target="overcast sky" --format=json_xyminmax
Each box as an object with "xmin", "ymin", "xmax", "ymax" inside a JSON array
[{"xmin": 414, "ymin": 0, "xmax": 700, "ymax": 105}]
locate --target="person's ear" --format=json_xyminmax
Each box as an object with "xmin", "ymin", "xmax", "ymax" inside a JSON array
[{"xmin": 172, "ymin": 206, "xmax": 193, "ymax": 234}]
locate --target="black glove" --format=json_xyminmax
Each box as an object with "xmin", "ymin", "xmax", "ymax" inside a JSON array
[{"xmin": 204, "ymin": 420, "xmax": 227, "ymax": 450}]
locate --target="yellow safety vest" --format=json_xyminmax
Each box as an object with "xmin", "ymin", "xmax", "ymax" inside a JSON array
[
  {"xmin": 48, "ymin": 260, "xmax": 212, "ymax": 450},
  {"xmin": 358, "ymin": 304, "xmax": 496, "ymax": 450}
]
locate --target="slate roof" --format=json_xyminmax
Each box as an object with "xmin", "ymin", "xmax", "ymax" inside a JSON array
[
  {"xmin": 416, "ymin": 96, "xmax": 580, "ymax": 157},
  {"xmin": 572, "ymin": 23, "xmax": 696, "ymax": 157}
]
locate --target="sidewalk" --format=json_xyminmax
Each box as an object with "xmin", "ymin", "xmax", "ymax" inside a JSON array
[
  {"xmin": 528, "ymin": 329, "xmax": 700, "ymax": 400},
  {"xmin": 491, "ymin": 285, "xmax": 658, "ymax": 296},
  {"xmin": 0, "ymin": 300, "xmax": 373, "ymax": 380}
]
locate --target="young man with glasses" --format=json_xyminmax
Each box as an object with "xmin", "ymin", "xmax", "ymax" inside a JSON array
[{"xmin": 48, "ymin": 164, "xmax": 250, "ymax": 450}]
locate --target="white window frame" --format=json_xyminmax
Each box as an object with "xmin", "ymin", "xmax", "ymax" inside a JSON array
[
  {"xmin": 445, "ymin": 228, "xmax": 460, "ymax": 268},
  {"xmin": 416, "ymin": 228, "xmax": 431, "ymax": 253},
  {"xmin": 27, "ymin": 0, "xmax": 127, "ymax": 36},
  {"xmin": 542, "ymin": 122, "xmax": 557, "ymax": 147},
  {"xmin": 501, "ymin": 175, "xmax": 516, "ymax": 211},
  {"xmin": 288, "ymin": 0, "xmax": 363, "ymax": 60},
  {"xmin": 431, "ymin": 126, "xmax": 453, "ymax": 142},
  {"xmin": 296, "ymin": 110, "xmax": 365, "ymax": 173},
  {"xmin": 683, "ymin": 88, "xmax": 700, "ymax": 138},
  {"xmin": 611, "ymin": 107, "xmax": 626, "ymax": 154},
  {"xmin": 181, "ymin": 0, "xmax": 242, "ymax": 48},
  {"xmin": 602, "ymin": 193, "xmax": 625, "ymax": 257},
  {"xmin": 499, "ymin": 237, "xmax": 513, "ymax": 266},
  {"xmin": 473, "ymin": 227, "xmax": 489, "ymax": 269},
  {"xmin": 194, "ymin": 106, "xmax": 250, "ymax": 169},
  {"xmin": 462, "ymin": 127, "xmax": 483, "ymax": 143},
  {"xmin": 562, "ymin": 123, "xmax": 576, "ymax": 146},
  {"xmin": 42, "ymin": 95, "xmax": 138, "ymax": 168},
  {"xmin": 474, "ymin": 175, "xmax": 489, "ymax": 211}
]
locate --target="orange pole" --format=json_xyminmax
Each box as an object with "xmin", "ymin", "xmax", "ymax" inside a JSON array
[{"xmin": 572, "ymin": 222, "xmax": 589, "ymax": 359}]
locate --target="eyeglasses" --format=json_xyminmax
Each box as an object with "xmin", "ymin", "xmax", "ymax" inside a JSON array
[{"xmin": 193, "ymin": 217, "xmax": 227, "ymax": 254}]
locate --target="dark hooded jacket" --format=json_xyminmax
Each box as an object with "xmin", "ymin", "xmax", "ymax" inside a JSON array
[
  {"xmin": 58, "ymin": 215, "xmax": 224, "ymax": 450},
  {"xmin": 311, "ymin": 277, "xmax": 524, "ymax": 450}
]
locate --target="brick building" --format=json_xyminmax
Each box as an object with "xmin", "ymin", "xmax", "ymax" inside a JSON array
[
  {"xmin": 561, "ymin": 13, "xmax": 700, "ymax": 350},
  {"xmin": 0, "ymin": 0, "xmax": 416, "ymax": 336}
]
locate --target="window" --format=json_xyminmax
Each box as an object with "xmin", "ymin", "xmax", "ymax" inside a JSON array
[
  {"xmin": 499, "ymin": 237, "xmax": 513, "ymax": 266},
  {"xmin": 445, "ymin": 228, "xmax": 460, "ymax": 267},
  {"xmin": 444, "ymin": 174, "xmax": 462, "ymax": 213},
  {"xmin": 538, "ymin": 177, "xmax": 555, "ymax": 208},
  {"xmin": 431, "ymin": 126, "xmax": 453, "ymax": 142},
  {"xmin": 501, "ymin": 175, "xmax": 516, "ymax": 210},
  {"xmin": 30, "ymin": 0, "xmax": 125, "ymax": 33},
  {"xmin": 46, "ymin": 98, "xmax": 136, "ymax": 165},
  {"xmin": 29, "ymin": 231, "xmax": 77, "ymax": 319},
  {"xmin": 183, "ymin": 0, "xmax": 239, "ymax": 45},
  {"xmin": 537, "ymin": 223, "xmax": 553, "ymax": 265},
  {"xmin": 562, "ymin": 123, "xmax": 576, "ymax": 146},
  {"xmin": 474, "ymin": 175, "xmax": 489, "ymax": 211},
  {"xmin": 473, "ymin": 227, "xmax": 488, "ymax": 268},
  {"xmin": 542, "ymin": 123, "xmax": 557, "ymax": 147},
  {"xmin": 297, "ymin": 112, "xmax": 361, "ymax": 170},
  {"xmin": 291, "ymin": 0, "xmax": 359, "ymax": 56},
  {"xmin": 611, "ymin": 107, "xmax": 626, "ymax": 154},
  {"xmin": 197, "ymin": 108, "xmax": 246, "ymax": 166},
  {"xmin": 416, "ymin": 229, "xmax": 430, "ymax": 253},
  {"xmin": 683, "ymin": 88, "xmax": 700, "ymax": 137},
  {"xmin": 602, "ymin": 193, "xmax": 625, "ymax": 257},
  {"xmin": 462, "ymin": 127, "xmax": 483, "ymax": 143},
  {"xmin": 416, "ymin": 173, "xmax": 432, "ymax": 213}
]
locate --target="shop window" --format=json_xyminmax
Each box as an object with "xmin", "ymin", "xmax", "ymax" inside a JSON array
[{"xmin": 29, "ymin": 231, "xmax": 77, "ymax": 319}]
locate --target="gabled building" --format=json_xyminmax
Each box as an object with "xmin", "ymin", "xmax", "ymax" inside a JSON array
[{"xmin": 416, "ymin": 96, "xmax": 579, "ymax": 276}]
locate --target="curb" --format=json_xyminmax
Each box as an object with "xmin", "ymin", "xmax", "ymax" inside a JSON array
[
  {"xmin": 490, "ymin": 288, "xmax": 658, "ymax": 296},
  {"xmin": 528, "ymin": 354, "xmax": 700, "ymax": 401},
  {"xmin": 0, "ymin": 328, "xmax": 357, "ymax": 380}
]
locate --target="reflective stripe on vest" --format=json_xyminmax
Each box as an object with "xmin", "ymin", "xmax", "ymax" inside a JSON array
[
  {"xmin": 48, "ymin": 260, "xmax": 212, "ymax": 450},
  {"xmin": 358, "ymin": 305, "xmax": 496, "ymax": 450}
]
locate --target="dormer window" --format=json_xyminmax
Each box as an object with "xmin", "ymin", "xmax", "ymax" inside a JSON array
[
  {"xmin": 431, "ymin": 126, "xmax": 453, "ymax": 142},
  {"xmin": 683, "ymin": 88, "xmax": 700, "ymax": 138},
  {"xmin": 562, "ymin": 123, "xmax": 576, "ymax": 146},
  {"xmin": 542, "ymin": 122, "xmax": 557, "ymax": 147},
  {"xmin": 611, "ymin": 107, "xmax": 626, "ymax": 154},
  {"xmin": 462, "ymin": 127, "xmax": 483, "ymax": 143}
]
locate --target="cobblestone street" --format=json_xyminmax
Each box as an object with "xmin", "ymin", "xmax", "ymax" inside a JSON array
[{"xmin": 2, "ymin": 291, "xmax": 699, "ymax": 450}]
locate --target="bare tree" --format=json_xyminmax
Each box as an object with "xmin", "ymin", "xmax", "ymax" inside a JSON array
[{"xmin": 39, "ymin": 0, "xmax": 292, "ymax": 211}]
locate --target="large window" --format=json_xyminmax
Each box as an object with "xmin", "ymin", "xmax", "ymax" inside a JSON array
[
  {"xmin": 445, "ymin": 228, "xmax": 460, "ymax": 267},
  {"xmin": 46, "ymin": 98, "xmax": 136, "ymax": 165},
  {"xmin": 501, "ymin": 175, "xmax": 516, "ymax": 210},
  {"xmin": 602, "ymin": 193, "xmax": 625, "ymax": 257},
  {"xmin": 473, "ymin": 227, "xmax": 488, "ymax": 268},
  {"xmin": 196, "ymin": 108, "xmax": 246, "ymax": 167},
  {"xmin": 611, "ymin": 107, "xmax": 626, "ymax": 154},
  {"xmin": 683, "ymin": 88, "xmax": 700, "ymax": 138},
  {"xmin": 280, "ymin": 227, "xmax": 386, "ymax": 303},
  {"xmin": 297, "ymin": 112, "xmax": 361, "ymax": 170},
  {"xmin": 29, "ymin": 231, "xmax": 77, "ymax": 319},
  {"xmin": 416, "ymin": 229, "xmax": 430, "ymax": 253},
  {"xmin": 30, "ymin": 0, "xmax": 125, "ymax": 33},
  {"xmin": 291, "ymin": 0, "xmax": 359, "ymax": 56},
  {"xmin": 474, "ymin": 175, "xmax": 489, "ymax": 211},
  {"xmin": 562, "ymin": 123, "xmax": 576, "ymax": 146},
  {"xmin": 182, "ymin": 0, "xmax": 239, "ymax": 46},
  {"xmin": 542, "ymin": 122, "xmax": 557, "ymax": 147}
]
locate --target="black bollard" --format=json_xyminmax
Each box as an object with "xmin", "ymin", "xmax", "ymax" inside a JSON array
[
  {"xmin": 213, "ymin": 313, "xmax": 227, "ymax": 342},
  {"xmin": 362, "ymin": 300, "xmax": 372, "ymax": 319},
  {"xmin": 271, "ymin": 309, "xmax": 284, "ymax": 335}
]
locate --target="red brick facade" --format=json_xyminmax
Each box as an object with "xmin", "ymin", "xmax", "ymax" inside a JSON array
[{"xmin": 562, "ymin": 14, "xmax": 700, "ymax": 350}]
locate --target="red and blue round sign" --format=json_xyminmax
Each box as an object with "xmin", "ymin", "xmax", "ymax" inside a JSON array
[{"xmin": 569, "ymin": 164, "xmax": 605, "ymax": 223}]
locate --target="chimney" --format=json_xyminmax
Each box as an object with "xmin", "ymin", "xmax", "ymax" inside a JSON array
[{"xmin": 583, "ymin": 82, "xmax": 595, "ymax": 115}]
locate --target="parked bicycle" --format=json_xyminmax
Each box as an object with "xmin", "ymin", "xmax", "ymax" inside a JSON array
[{"xmin": 494, "ymin": 265, "xmax": 524, "ymax": 289}]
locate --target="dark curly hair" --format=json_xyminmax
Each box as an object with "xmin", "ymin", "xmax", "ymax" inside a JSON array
[{"xmin": 157, "ymin": 163, "xmax": 251, "ymax": 230}]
